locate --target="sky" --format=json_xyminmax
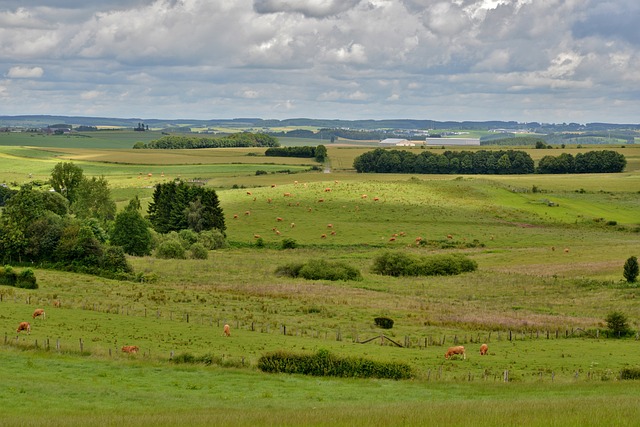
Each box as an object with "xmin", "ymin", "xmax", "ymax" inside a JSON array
[{"xmin": 1, "ymin": 0, "xmax": 640, "ymax": 124}]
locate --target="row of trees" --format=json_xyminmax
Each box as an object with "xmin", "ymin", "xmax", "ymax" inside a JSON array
[
  {"xmin": 0, "ymin": 163, "xmax": 227, "ymax": 278},
  {"xmin": 537, "ymin": 150, "xmax": 627, "ymax": 173},
  {"xmin": 353, "ymin": 149, "xmax": 535, "ymax": 174},
  {"xmin": 134, "ymin": 132, "xmax": 279, "ymax": 149},
  {"xmin": 264, "ymin": 145, "xmax": 327, "ymax": 162},
  {"xmin": 353, "ymin": 149, "xmax": 626, "ymax": 174}
]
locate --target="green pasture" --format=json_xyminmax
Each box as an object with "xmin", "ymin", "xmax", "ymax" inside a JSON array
[{"xmin": 1, "ymin": 138, "xmax": 640, "ymax": 425}]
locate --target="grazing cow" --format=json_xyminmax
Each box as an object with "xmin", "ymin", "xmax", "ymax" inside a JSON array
[
  {"xmin": 223, "ymin": 324, "xmax": 231, "ymax": 337},
  {"xmin": 246, "ymin": 191, "xmax": 252, "ymax": 195},
  {"xmin": 233, "ymin": 214, "xmax": 238, "ymax": 219},
  {"xmin": 267, "ymin": 198, "xmax": 272, "ymax": 204},
  {"xmin": 324, "ymin": 187, "xmax": 331, "ymax": 192},
  {"xmin": 276, "ymin": 217, "xmax": 283, "ymax": 222},
  {"xmin": 283, "ymin": 192, "xmax": 291, "ymax": 197},
  {"xmin": 389, "ymin": 237, "xmax": 396, "ymax": 242},
  {"xmin": 290, "ymin": 223, "xmax": 295, "ymax": 228},
  {"xmin": 444, "ymin": 346, "xmax": 466, "ymax": 360},
  {"xmin": 480, "ymin": 343, "xmax": 488, "ymax": 355},
  {"xmin": 447, "ymin": 234, "xmax": 453, "ymax": 239},
  {"xmin": 330, "ymin": 231, "xmax": 336, "ymax": 235},
  {"xmin": 361, "ymin": 194, "xmax": 368, "ymax": 199},
  {"xmin": 271, "ymin": 184, "xmax": 277, "ymax": 188},
  {"xmin": 564, "ymin": 248, "xmax": 570, "ymax": 253},
  {"xmin": 121, "ymin": 345, "xmax": 139, "ymax": 354},
  {"xmin": 254, "ymin": 234, "xmax": 261, "ymax": 239},
  {"xmin": 327, "ymin": 224, "xmax": 333, "ymax": 228},
  {"xmin": 321, "ymin": 234, "xmax": 327, "ymax": 239},
  {"xmin": 32, "ymin": 308, "xmax": 46, "ymax": 319},
  {"xmin": 16, "ymin": 322, "xmax": 31, "ymax": 334},
  {"xmin": 53, "ymin": 300, "xmax": 61, "ymax": 308},
  {"xmin": 373, "ymin": 197, "xmax": 379, "ymax": 201},
  {"xmin": 244, "ymin": 211, "xmax": 250, "ymax": 215}
]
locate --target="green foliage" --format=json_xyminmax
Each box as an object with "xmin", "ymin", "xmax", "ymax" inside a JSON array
[
  {"xmin": 111, "ymin": 203, "xmax": 153, "ymax": 256},
  {"xmin": 280, "ymin": 238, "xmax": 298, "ymax": 249},
  {"xmin": 16, "ymin": 268, "xmax": 38, "ymax": 289},
  {"xmin": 0, "ymin": 265, "xmax": 17, "ymax": 286},
  {"xmin": 139, "ymin": 133, "xmax": 279, "ymax": 149},
  {"xmin": 49, "ymin": 161, "xmax": 84, "ymax": 203},
  {"xmin": 257, "ymin": 349, "xmax": 413, "ymax": 380},
  {"xmin": 275, "ymin": 259, "xmax": 362, "ymax": 281},
  {"xmin": 255, "ymin": 237, "xmax": 265, "ymax": 248},
  {"xmin": 155, "ymin": 239, "xmax": 187, "ymax": 259},
  {"xmin": 101, "ymin": 245, "xmax": 133, "ymax": 273},
  {"xmin": 265, "ymin": 146, "xmax": 317, "ymax": 158},
  {"xmin": 178, "ymin": 229, "xmax": 199, "ymax": 248},
  {"xmin": 605, "ymin": 311, "xmax": 633, "ymax": 337},
  {"xmin": 623, "ymin": 256, "xmax": 639, "ymax": 283},
  {"xmin": 170, "ymin": 352, "xmax": 244, "ymax": 368},
  {"xmin": 197, "ymin": 229, "xmax": 227, "ymax": 250},
  {"xmin": 374, "ymin": 317, "xmax": 394, "ymax": 329},
  {"xmin": 189, "ymin": 243, "xmax": 209, "ymax": 260},
  {"xmin": 147, "ymin": 180, "xmax": 226, "ymax": 234},
  {"xmin": 71, "ymin": 176, "xmax": 116, "ymax": 223},
  {"xmin": 620, "ymin": 367, "xmax": 640, "ymax": 380},
  {"xmin": 371, "ymin": 251, "xmax": 477, "ymax": 277}
]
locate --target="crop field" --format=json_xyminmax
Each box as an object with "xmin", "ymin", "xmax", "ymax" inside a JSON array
[{"xmin": 1, "ymin": 136, "xmax": 640, "ymax": 426}]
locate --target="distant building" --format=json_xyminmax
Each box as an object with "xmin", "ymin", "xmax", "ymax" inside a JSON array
[
  {"xmin": 424, "ymin": 138, "xmax": 480, "ymax": 146},
  {"xmin": 380, "ymin": 138, "xmax": 413, "ymax": 146}
]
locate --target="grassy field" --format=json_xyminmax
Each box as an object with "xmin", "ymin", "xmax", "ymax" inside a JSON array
[{"xmin": 1, "ymin": 136, "xmax": 640, "ymax": 425}]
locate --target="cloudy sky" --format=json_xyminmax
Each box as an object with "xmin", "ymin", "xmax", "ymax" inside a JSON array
[{"xmin": 1, "ymin": 0, "xmax": 639, "ymax": 123}]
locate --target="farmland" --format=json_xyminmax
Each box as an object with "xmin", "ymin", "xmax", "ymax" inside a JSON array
[{"xmin": 1, "ymin": 130, "xmax": 640, "ymax": 426}]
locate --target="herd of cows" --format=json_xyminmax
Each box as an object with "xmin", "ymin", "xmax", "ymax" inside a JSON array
[
  {"xmin": 444, "ymin": 343, "xmax": 489, "ymax": 359},
  {"xmin": 14, "ymin": 306, "xmax": 233, "ymax": 355}
]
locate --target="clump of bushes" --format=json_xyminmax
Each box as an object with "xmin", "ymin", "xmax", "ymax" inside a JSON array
[
  {"xmin": 275, "ymin": 259, "xmax": 362, "ymax": 281},
  {"xmin": 371, "ymin": 251, "xmax": 477, "ymax": 277},
  {"xmin": 281, "ymin": 238, "xmax": 297, "ymax": 249},
  {"xmin": 374, "ymin": 316, "xmax": 394, "ymax": 329},
  {"xmin": 605, "ymin": 311, "xmax": 634, "ymax": 338},
  {"xmin": 0, "ymin": 266, "xmax": 38, "ymax": 289},
  {"xmin": 170, "ymin": 352, "xmax": 244, "ymax": 368},
  {"xmin": 155, "ymin": 239, "xmax": 187, "ymax": 259},
  {"xmin": 189, "ymin": 243, "xmax": 208, "ymax": 260},
  {"xmin": 257, "ymin": 349, "xmax": 413, "ymax": 380},
  {"xmin": 620, "ymin": 367, "xmax": 640, "ymax": 380}
]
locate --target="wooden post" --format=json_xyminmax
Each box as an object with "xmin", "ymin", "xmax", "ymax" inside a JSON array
[
  {"xmin": 186, "ymin": 313, "xmax": 189, "ymax": 323},
  {"xmin": 509, "ymin": 330, "xmax": 512, "ymax": 341},
  {"xmin": 283, "ymin": 325, "xmax": 286, "ymax": 335},
  {"xmin": 109, "ymin": 348, "xmax": 112, "ymax": 357},
  {"xmin": 56, "ymin": 338, "xmax": 60, "ymax": 351},
  {"xmin": 503, "ymin": 370, "xmax": 509, "ymax": 382},
  {"xmin": 4, "ymin": 333, "xmax": 6, "ymax": 345},
  {"xmin": 79, "ymin": 338, "xmax": 84, "ymax": 352},
  {"xmin": 427, "ymin": 369, "xmax": 431, "ymax": 382}
]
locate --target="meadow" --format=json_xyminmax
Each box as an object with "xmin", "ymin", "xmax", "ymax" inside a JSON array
[{"xmin": 1, "ymin": 131, "xmax": 639, "ymax": 426}]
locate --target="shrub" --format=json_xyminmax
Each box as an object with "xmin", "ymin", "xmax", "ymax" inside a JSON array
[
  {"xmin": 280, "ymin": 238, "xmax": 297, "ymax": 249},
  {"xmin": 298, "ymin": 259, "xmax": 362, "ymax": 281},
  {"xmin": 274, "ymin": 262, "xmax": 305, "ymax": 278},
  {"xmin": 255, "ymin": 170, "xmax": 267, "ymax": 175},
  {"xmin": 620, "ymin": 367, "xmax": 640, "ymax": 380},
  {"xmin": 374, "ymin": 317, "xmax": 394, "ymax": 329},
  {"xmin": 372, "ymin": 251, "xmax": 477, "ymax": 277},
  {"xmin": 16, "ymin": 268, "xmax": 37, "ymax": 289},
  {"xmin": 178, "ymin": 229, "xmax": 198, "ymax": 248},
  {"xmin": 255, "ymin": 237, "xmax": 265, "ymax": 248},
  {"xmin": 257, "ymin": 349, "xmax": 413, "ymax": 380},
  {"xmin": 605, "ymin": 311, "xmax": 633, "ymax": 337},
  {"xmin": 155, "ymin": 240, "xmax": 187, "ymax": 259},
  {"xmin": 0, "ymin": 265, "xmax": 17, "ymax": 287},
  {"xmin": 198, "ymin": 229, "xmax": 227, "ymax": 250},
  {"xmin": 623, "ymin": 256, "xmax": 639, "ymax": 283},
  {"xmin": 101, "ymin": 245, "xmax": 133, "ymax": 273},
  {"xmin": 190, "ymin": 243, "xmax": 209, "ymax": 260}
]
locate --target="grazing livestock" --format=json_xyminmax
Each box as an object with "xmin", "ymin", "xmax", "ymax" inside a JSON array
[
  {"xmin": 389, "ymin": 237, "xmax": 396, "ymax": 242},
  {"xmin": 233, "ymin": 214, "xmax": 238, "ymax": 219},
  {"xmin": 324, "ymin": 188, "xmax": 331, "ymax": 192},
  {"xmin": 361, "ymin": 194, "xmax": 368, "ymax": 199},
  {"xmin": 373, "ymin": 197, "xmax": 379, "ymax": 201},
  {"xmin": 447, "ymin": 234, "xmax": 453, "ymax": 239},
  {"xmin": 444, "ymin": 346, "xmax": 466, "ymax": 360},
  {"xmin": 33, "ymin": 308, "xmax": 46, "ymax": 319},
  {"xmin": 271, "ymin": 184, "xmax": 277, "ymax": 188},
  {"xmin": 254, "ymin": 234, "xmax": 261, "ymax": 239},
  {"xmin": 223, "ymin": 324, "xmax": 231, "ymax": 337},
  {"xmin": 244, "ymin": 211, "xmax": 250, "ymax": 215},
  {"xmin": 290, "ymin": 223, "xmax": 295, "ymax": 228},
  {"xmin": 276, "ymin": 217, "xmax": 283, "ymax": 222},
  {"xmin": 121, "ymin": 345, "xmax": 139, "ymax": 354},
  {"xmin": 283, "ymin": 192, "xmax": 291, "ymax": 197},
  {"xmin": 564, "ymin": 248, "xmax": 570, "ymax": 253},
  {"xmin": 480, "ymin": 343, "xmax": 488, "ymax": 355},
  {"xmin": 267, "ymin": 198, "xmax": 272, "ymax": 204},
  {"xmin": 317, "ymin": 198, "xmax": 324, "ymax": 203},
  {"xmin": 53, "ymin": 300, "xmax": 61, "ymax": 308},
  {"xmin": 327, "ymin": 224, "xmax": 333, "ymax": 228},
  {"xmin": 246, "ymin": 191, "xmax": 252, "ymax": 195},
  {"xmin": 330, "ymin": 231, "xmax": 336, "ymax": 235},
  {"xmin": 321, "ymin": 234, "xmax": 327, "ymax": 239},
  {"xmin": 16, "ymin": 322, "xmax": 31, "ymax": 334},
  {"xmin": 415, "ymin": 237, "xmax": 423, "ymax": 243}
]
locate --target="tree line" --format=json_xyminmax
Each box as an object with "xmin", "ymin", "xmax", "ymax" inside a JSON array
[
  {"xmin": 264, "ymin": 145, "xmax": 328, "ymax": 162},
  {"xmin": 133, "ymin": 132, "xmax": 279, "ymax": 149},
  {"xmin": 353, "ymin": 149, "xmax": 535, "ymax": 174},
  {"xmin": 353, "ymin": 149, "xmax": 625, "ymax": 174},
  {"xmin": 0, "ymin": 163, "xmax": 226, "ymax": 279}
]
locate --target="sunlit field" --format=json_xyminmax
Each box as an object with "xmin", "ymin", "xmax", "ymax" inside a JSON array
[{"xmin": 1, "ymin": 134, "xmax": 639, "ymax": 426}]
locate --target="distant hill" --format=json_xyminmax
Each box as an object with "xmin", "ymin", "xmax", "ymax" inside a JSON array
[{"xmin": 1, "ymin": 115, "xmax": 639, "ymax": 134}]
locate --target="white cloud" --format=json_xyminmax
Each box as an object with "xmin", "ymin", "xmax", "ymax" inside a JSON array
[{"xmin": 6, "ymin": 66, "xmax": 44, "ymax": 78}]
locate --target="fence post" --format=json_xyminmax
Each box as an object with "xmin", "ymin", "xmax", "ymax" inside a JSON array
[
  {"xmin": 56, "ymin": 338, "xmax": 60, "ymax": 351},
  {"xmin": 79, "ymin": 338, "xmax": 83, "ymax": 352},
  {"xmin": 503, "ymin": 370, "xmax": 509, "ymax": 382},
  {"xmin": 509, "ymin": 330, "xmax": 512, "ymax": 341}
]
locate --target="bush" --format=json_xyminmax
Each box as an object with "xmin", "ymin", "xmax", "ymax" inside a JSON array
[
  {"xmin": 274, "ymin": 262, "xmax": 305, "ymax": 278},
  {"xmin": 16, "ymin": 268, "xmax": 37, "ymax": 289},
  {"xmin": 178, "ymin": 229, "xmax": 198, "ymax": 248},
  {"xmin": 155, "ymin": 239, "xmax": 187, "ymax": 259},
  {"xmin": 257, "ymin": 349, "xmax": 413, "ymax": 380},
  {"xmin": 605, "ymin": 311, "xmax": 633, "ymax": 337},
  {"xmin": 280, "ymin": 238, "xmax": 298, "ymax": 249},
  {"xmin": 620, "ymin": 367, "xmax": 640, "ymax": 380},
  {"xmin": 371, "ymin": 251, "xmax": 477, "ymax": 277},
  {"xmin": 190, "ymin": 243, "xmax": 209, "ymax": 260},
  {"xmin": 623, "ymin": 256, "xmax": 639, "ymax": 283},
  {"xmin": 0, "ymin": 265, "xmax": 17, "ymax": 287},
  {"xmin": 198, "ymin": 229, "xmax": 227, "ymax": 250},
  {"xmin": 101, "ymin": 245, "xmax": 133, "ymax": 273},
  {"xmin": 255, "ymin": 237, "xmax": 265, "ymax": 248},
  {"xmin": 374, "ymin": 317, "xmax": 394, "ymax": 329}
]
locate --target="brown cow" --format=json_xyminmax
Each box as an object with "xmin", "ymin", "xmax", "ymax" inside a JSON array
[
  {"xmin": 53, "ymin": 300, "xmax": 61, "ymax": 308},
  {"xmin": 480, "ymin": 343, "xmax": 488, "ymax": 355},
  {"xmin": 121, "ymin": 345, "xmax": 139, "ymax": 354},
  {"xmin": 32, "ymin": 308, "xmax": 46, "ymax": 319},
  {"xmin": 444, "ymin": 345, "xmax": 466, "ymax": 360},
  {"xmin": 16, "ymin": 322, "xmax": 31, "ymax": 334},
  {"xmin": 223, "ymin": 324, "xmax": 231, "ymax": 337}
]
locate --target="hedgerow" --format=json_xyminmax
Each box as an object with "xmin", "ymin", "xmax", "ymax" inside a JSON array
[
  {"xmin": 275, "ymin": 259, "xmax": 362, "ymax": 281},
  {"xmin": 372, "ymin": 251, "xmax": 477, "ymax": 277},
  {"xmin": 257, "ymin": 349, "xmax": 413, "ymax": 380}
]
